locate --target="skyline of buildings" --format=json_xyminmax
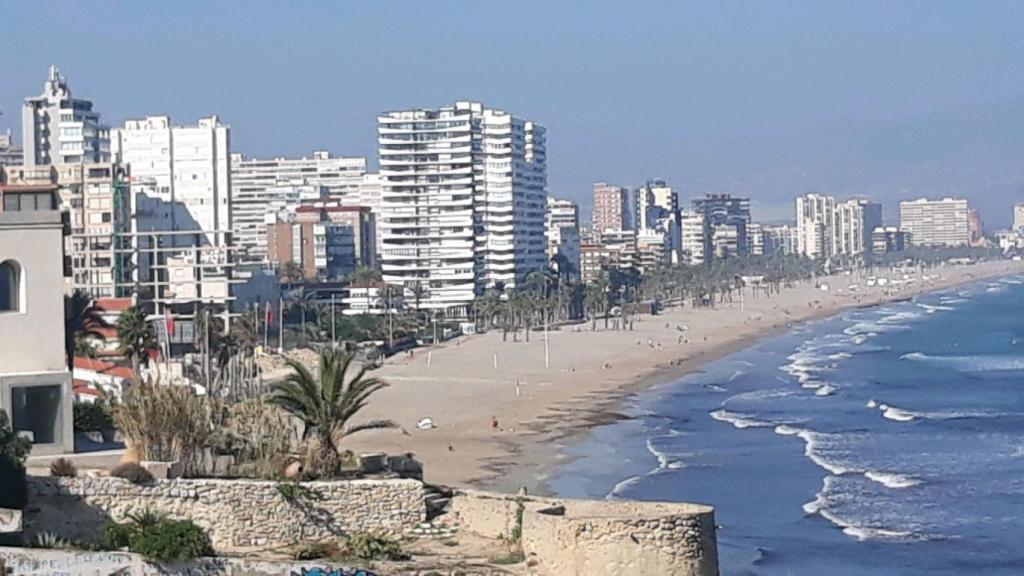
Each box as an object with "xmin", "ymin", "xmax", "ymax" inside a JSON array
[{"xmin": 0, "ymin": 66, "xmax": 1019, "ymax": 323}]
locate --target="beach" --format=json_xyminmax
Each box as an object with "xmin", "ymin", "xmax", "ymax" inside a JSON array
[{"xmin": 338, "ymin": 259, "xmax": 1024, "ymax": 492}]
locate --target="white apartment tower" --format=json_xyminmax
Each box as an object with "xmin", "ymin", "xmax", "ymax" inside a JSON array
[
  {"xmin": 112, "ymin": 115, "xmax": 231, "ymax": 247},
  {"xmin": 679, "ymin": 208, "xmax": 706, "ymax": 265},
  {"xmin": 378, "ymin": 101, "xmax": 547, "ymax": 313},
  {"xmin": 546, "ymin": 197, "xmax": 581, "ymax": 278},
  {"xmin": 22, "ymin": 66, "xmax": 110, "ymax": 165},
  {"xmin": 796, "ymin": 194, "xmax": 865, "ymax": 258},
  {"xmin": 899, "ymin": 198, "xmax": 970, "ymax": 246}
]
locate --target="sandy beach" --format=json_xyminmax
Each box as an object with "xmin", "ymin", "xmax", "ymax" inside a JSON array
[{"xmin": 337, "ymin": 260, "xmax": 1024, "ymax": 493}]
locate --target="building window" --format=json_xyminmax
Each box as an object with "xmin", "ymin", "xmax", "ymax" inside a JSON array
[
  {"xmin": 11, "ymin": 384, "xmax": 63, "ymax": 445},
  {"xmin": 0, "ymin": 260, "xmax": 22, "ymax": 312}
]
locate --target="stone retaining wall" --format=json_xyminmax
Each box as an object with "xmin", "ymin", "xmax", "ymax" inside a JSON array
[
  {"xmin": 450, "ymin": 490, "xmax": 719, "ymax": 576},
  {"xmin": 23, "ymin": 476, "xmax": 425, "ymax": 553}
]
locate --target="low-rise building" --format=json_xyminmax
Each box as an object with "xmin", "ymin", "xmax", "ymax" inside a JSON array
[
  {"xmin": 267, "ymin": 204, "xmax": 376, "ymax": 281},
  {"xmin": 342, "ymin": 281, "xmax": 404, "ymax": 316},
  {"xmin": 871, "ymin": 226, "xmax": 909, "ymax": 254},
  {"xmin": 0, "ymin": 184, "xmax": 73, "ymax": 455}
]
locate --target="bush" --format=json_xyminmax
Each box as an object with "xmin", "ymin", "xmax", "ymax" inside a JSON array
[
  {"xmin": 0, "ymin": 410, "xmax": 31, "ymax": 509},
  {"xmin": 110, "ymin": 462, "xmax": 154, "ymax": 484},
  {"xmin": 102, "ymin": 512, "xmax": 212, "ymax": 561},
  {"xmin": 50, "ymin": 458, "xmax": 78, "ymax": 478},
  {"xmin": 341, "ymin": 532, "xmax": 407, "ymax": 561},
  {"xmin": 73, "ymin": 402, "xmax": 114, "ymax": 433}
]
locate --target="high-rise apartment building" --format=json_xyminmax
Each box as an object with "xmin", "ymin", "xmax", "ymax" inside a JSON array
[
  {"xmin": 898, "ymin": 198, "xmax": 970, "ymax": 246},
  {"xmin": 267, "ymin": 204, "xmax": 377, "ymax": 280},
  {"xmin": 546, "ymin": 197, "xmax": 581, "ymax": 278},
  {"xmin": 233, "ymin": 183, "xmax": 329, "ymax": 262},
  {"xmin": 22, "ymin": 66, "xmax": 110, "ymax": 166},
  {"xmin": 637, "ymin": 179, "xmax": 677, "ymax": 230},
  {"xmin": 693, "ymin": 194, "xmax": 750, "ymax": 260},
  {"xmin": 0, "ymin": 130, "xmax": 23, "ymax": 166},
  {"xmin": 378, "ymin": 101, "xmax": 547, "ymax": 313},
  {"xmin": 1013, "ymin": 204, "xmax": 1024, "ymax": 233},
  {"xmin": 796, "ymin": 194, "xmax": 866, "ymax": 258},
  {"xmin": 679, "ymin": 208, "xmax": 706, "ymax": 265},
  {"xmin": 1, "ymin": 163, "xmax": 132, "ymax": 298},
  {"xmin": 763, "ymin": 224, "xmax": 800, "ymax": 255},
  {"xmin": 856, "ymin": 199, "xmax": 883, "ymax": 252},
  {"xmin": 592, "ymin": 182, "xmax": 629, "ymax": 233},
  {"xmin": 872, "ymin": 226, "xmax": 909, "ymax": 254},
  {"xmin": 230, "ymin": 151, "xmax": 366, "ymax": 261},
  {"xmin": 113, "ymin": 115, "xmax": 231, "ymax": 247}
]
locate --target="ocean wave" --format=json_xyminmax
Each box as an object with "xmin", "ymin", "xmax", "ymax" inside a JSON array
[
  {"xmin": 773, "ymin": 427, "xmax": 858, "ymax": 475},
  {"xmin": 882, "ymin": 407, "xmax": 917, "ymax": 422},
  {"xmin": 916, "ymin": 303, "xmax": 954, "ymax": 314},
  {"xmin": 815, "ymin": 384, "xmax": 838, "ymax": 397},
  {"xmin": 645, "ymin": 429, "xmax": 686, "ymax": 471},
  {"xmin": 901, "ymin": 352, "xmax": 1024, "ymax": 372},
  {"xmin": 939, "ymin": 296, "xmax": 967, "ymax": 305},
  {"xmin": 998, "ymin": 277, "xmax": 1022, "ymax": 285},
  {"xmin": 866, "ymin": 399, "xmax": 877, "ymax": 409},
  {"xmin": 864, "ymin": 471, "xmax": 922, "ymax": 489},
  {"xmin": 710, "ymin": 409, "xmax": 776, "ymax": 429},
  {"xmin": 606, "ymin": 475, "xmax": 643, "ymax": 500},
  {"xmin": 804, "ymin": 476, "xmax": 933, "ymax": 543}
]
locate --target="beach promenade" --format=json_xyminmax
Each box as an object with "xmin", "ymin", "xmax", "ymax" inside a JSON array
[{"xmin": 338, "ymin": 260, "xmax": 1024, "ymax": 492}]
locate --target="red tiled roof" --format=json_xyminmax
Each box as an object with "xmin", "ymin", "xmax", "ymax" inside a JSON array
[
  {"xmin": 95, "ymin": 297, "xmax": 133, "ymax": 312},
  {"xmin": 73, "ymin": 357, "xmax": 134, "ymax": 379}
]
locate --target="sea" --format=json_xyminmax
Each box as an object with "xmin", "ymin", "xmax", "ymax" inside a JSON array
[{"xmin": 548, "ymin": 275, "xmax": 1024, "ymax": 575}]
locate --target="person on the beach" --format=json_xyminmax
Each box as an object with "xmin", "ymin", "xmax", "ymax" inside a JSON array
[{"xmin": 491, "ymin": 416, "xmax": 499, "ymax": 430}]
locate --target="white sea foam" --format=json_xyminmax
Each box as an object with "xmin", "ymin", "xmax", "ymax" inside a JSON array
[
  {"xmin": 864, "ymin": 471, "xmax": 922, "ymax": 489},
  {"xmin": 709, "ymin": 409, "xmax": 774, "ymax": 429},
  {"xmin": 645, "ymin": 429, "xmax": 686, "ymax": 471},
  {"xmin": 804, "ymin": 477, "xmax": 927, "ymax": 543},
  {"xmin": 866, "ymin": 399, "xmax": 877, "ymax": 409},
  {"xmin": 815, "ymin": 384, "xmax": 838, "ymax": 396},
  {"xmin": 882, "ymin": 407, "xmax": 917, "ymax": 422},
  {"xmin": 606, "ymin": 475, "xmax": 643, "ymax": 500},
  {"xmin": 916, "ymin": 303, "xmax": 954, "ymax": 313},
  {"xmin": 852, "ymin": 335, "xmax": 868, "ymax": 345},
  {"xmin": 901, "ymin": 352, "xmax": 1024, "ymax": 372}
]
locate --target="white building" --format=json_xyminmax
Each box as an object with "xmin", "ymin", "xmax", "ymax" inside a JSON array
[
  {"xmin": 1013, "ymin": 204, "xmax": 1024, "ymax": 233},
  {"xmin": 795, "ymin": 194, "xmax": 865, "ymax": 258},
  {"xmin": 762, "ymin": 224, "xmax": 800, "ymax": 255},
  {"xmin": 22, "ymin": 66, "xmax": 110, "ymax": 166},
  {"xmin": 747, "ymin": 223, "xmax": 765, "ymax": 256},
  {"xmin": 378, "ymin": 101, "xmax": 547, "ymax": 313},
  {"xmin": 354, "ymin": 173, "xmax": 385, "ymax": 257},
  {"xmin": 0, "ymin": 185, "xmax": 73, "ymax": 455},
  {"xmin": 898, "ymin": 198, "xmax": 970, "ymax": 247},
  {"xmin": 113, "ymin": 115, "xmax": 231, "ymax": 247},
  {"xmin": 0, "ymin": 131, "xmax": 23, "ymax": 167},
  {"xmin": 679, "ymin": 208, "xmax": 706, "ymax": 265}
]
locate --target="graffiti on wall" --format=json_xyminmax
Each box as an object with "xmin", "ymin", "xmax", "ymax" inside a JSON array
[{"xmin": 290, "ymin": 568, "xmax": 378, "ymax": 576}]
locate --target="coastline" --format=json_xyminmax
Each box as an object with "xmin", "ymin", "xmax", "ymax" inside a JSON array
[{"xmin": 338, "ymin": 260, "xmax": 1024, "ymax": 494}]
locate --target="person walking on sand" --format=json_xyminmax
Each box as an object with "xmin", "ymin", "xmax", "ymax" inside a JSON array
[
  {"xmin": 491, "ymin": 415, "xmax": 499, "ymax": 431},
  {"xmin": 515, "ymin": 380, "xmax": 521, "ymax": 397}
]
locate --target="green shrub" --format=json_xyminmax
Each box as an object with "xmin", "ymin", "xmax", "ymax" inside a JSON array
[
  {"xmin": 102, "ymin": 512, "xmax": 212, "ymax": 561},
  {"xmin": 276, "ymin": 481, "xmax": 317, "ymax": 504},
  {"xmin": 341, "ymin": 532, "xmax": 407, "ymax": 561},
  {"xmin": 0, "ymin": 411, "xmax": 31, "ymax": 509},
  {"xmin": 110, "ymin": 462, "xmax": 154, "ymax": 484},
  {"xmin": 73, "ymin": 402, "xmax": 114, "ymax": 433},
  {"xmin": 50, "ymin": 458, "xmax": 78, "ymax": 478},
  {"xmin": 128, "ymin": 519, "xmax": 213, "ymax": 561}
]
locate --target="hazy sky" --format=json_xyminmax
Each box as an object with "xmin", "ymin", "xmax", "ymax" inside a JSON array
[{"xmin": 2, "ymin": 1, "xmax": 1023, "ymax": 225}]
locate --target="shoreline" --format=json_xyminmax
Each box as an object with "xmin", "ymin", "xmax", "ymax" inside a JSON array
[{"xmin": 338, "ymin": 260, "xmax": 1024, "ymax": 494}]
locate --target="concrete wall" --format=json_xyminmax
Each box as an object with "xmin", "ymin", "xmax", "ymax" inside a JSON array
[
  {"xmin": 24, "ymin": 476, "xmax": 425, "ymax": 554},
  {"xmin": 450, "ymin": 490, "xmax": 719, "ymax": 576}
]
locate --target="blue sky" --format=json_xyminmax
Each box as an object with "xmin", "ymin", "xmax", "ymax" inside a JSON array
[{"xmin": 2, "ymin": 1, "xmax": 1023, "ymax": 225}]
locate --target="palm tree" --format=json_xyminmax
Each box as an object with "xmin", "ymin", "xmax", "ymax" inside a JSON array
[
  {"xmin": 269, "ymin": 349, "xmax": 396, "ymax": 465},
  {"xmin": 279, "ymin": 261, "xmax": 306, "ymax": 284},
  {"xmin": 117, "ymin": 306, "xmax": 156, "ymax": 377},
  {"xmin": 64, "ymin": 290, "xmax": 110, "ymax": 370},
  {"xmin": 347, "ymin": 266, "xmax": 382, "ymax": 284}
]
